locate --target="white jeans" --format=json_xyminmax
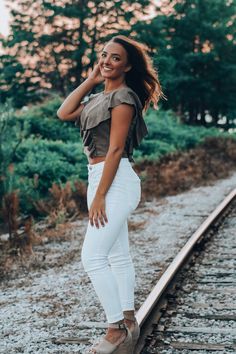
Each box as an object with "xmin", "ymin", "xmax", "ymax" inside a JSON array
[{"xmin": 81, "ymin": 158, "xmax": 141, "ymax": 323}]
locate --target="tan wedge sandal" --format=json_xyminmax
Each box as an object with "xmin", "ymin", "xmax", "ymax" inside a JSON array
[
  {"xmin": 124, "ymin": 314, "xmax": 140, "ymax": 353},
  {"xmin": 89, "ymin": 323, "xmax": 132, "ymax": 354}
]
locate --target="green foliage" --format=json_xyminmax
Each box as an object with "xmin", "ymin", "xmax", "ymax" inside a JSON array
[
  {"xmin": 0, "ymin": 96, "xmax": 235, "ymax": 220},
  {"xmin": 0, "ymin": 0, "xmax": 235, "ymax": 225},
  {"xmin": 1, "ymin": 0, "xmax": 235, "ymax": 128},
  {"xmin": 136, "ymin": 0, "xmax": 236, "ymax": 127},
  {"xmin": 0, "ymin": 54, "xmax": 30, "ymax": 108},
  {"xmin": 0, "ymin": 99, "xmax": 28, "ymax": 197},
  {"xmin": 1, "ymin": 0, "xmax": 151, "ymax": 107},
  {"xmin": 17, "ymin": 97, "xmax": 80, "ymax": 142},
  {"xmin": 0, "ymin": 97, "xmax": 88, "ymax": 217},
  {"xmin": 134, "ymin": 108, "xmax": 234, "ymax": 161},
  {"xmin": 13, "ymin": 137, "xmax": 87, "ymax": 215}
]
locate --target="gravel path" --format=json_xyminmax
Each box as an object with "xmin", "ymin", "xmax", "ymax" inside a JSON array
[{"xmin": 1, "ymin": 170, "xmax": 236, "ymax": 354}]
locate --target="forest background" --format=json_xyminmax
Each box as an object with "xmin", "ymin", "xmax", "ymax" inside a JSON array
[{"xmin": 0, "ymin": 0, "xmax": 236, "ymax": 252}]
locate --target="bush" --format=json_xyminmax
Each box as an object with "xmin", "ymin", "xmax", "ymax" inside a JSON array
[
  {"xmin": 17, "ymin": 97, "xmax": 80, "ymax": 142},
  {"xmin": 1, "ymin": 96, "xmax": 235, "ymax": 220},
  {"xmin": 11, "ymin": 138, "xmax": 87, "ymax": 215},
  {"xmin": 134, "ymin": 108, "xmax": 234, "ymax": 161}
]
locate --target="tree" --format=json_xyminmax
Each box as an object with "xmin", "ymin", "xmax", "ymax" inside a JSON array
[
  {"xmin": 1, "ymin": 0, "xmax": 151, "ymax": 107},
  {"xmin": 0, "ymin": 53, "xmax": 32, "ymax": 107},
  {"xmin": 138, "ymin": 0, "xmax": 236, "ymax": 128}
]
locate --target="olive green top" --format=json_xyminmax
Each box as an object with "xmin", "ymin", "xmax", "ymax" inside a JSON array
[{"xmin": 75, "ymin": 86, "xmax": 148, "ymax": 162}]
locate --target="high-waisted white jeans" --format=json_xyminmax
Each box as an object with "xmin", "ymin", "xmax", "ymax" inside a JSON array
[{"xmin": 81, "ymin": 158, "xmax": 141, "ymax": 323}]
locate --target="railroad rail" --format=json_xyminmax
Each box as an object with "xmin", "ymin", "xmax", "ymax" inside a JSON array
[{"xmin": 134, "ymin": 188, "xmax": 236, "ymax": 353}]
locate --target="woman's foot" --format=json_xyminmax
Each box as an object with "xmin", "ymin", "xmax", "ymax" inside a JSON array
[
  {"xmin": 90, "ymin": 322, "xmax": 132, "ymax": 354},
  {"xmin": 104, "ymin": 326, "xmax": 127, "ymax": 345}
]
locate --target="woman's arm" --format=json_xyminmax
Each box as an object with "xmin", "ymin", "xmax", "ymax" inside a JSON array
[
  {"xmin": 57, "ymin": 64, "xmax": 104, "ymax": 121},
  {"xmin": 57, "ymin": 78, "xmax": 95, "ymax": 121},
  {"xmin": 89, "ymin": 103, "xmax": 134, "ymax": 228}
]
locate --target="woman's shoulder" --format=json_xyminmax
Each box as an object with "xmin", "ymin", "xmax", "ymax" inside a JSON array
[
  {"xmin": 83, "ymin": 87, "xmax": 141, "ymax": 107},
  {"xmin": 107, "ymin": 86, "xmax": 143, "ymax": 111},
  {"xmin": 109, "ymin": 86, "xmax": 139, "ymax": 99}
]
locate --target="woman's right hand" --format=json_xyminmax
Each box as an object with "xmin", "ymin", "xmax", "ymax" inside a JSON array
[
  {"xmin": 57, "ymin": 62, "xmax": 104, "ymax": 121},
  {"xmin": 88, "ymin": 63, "xmax": 104, "ymax": 85}
]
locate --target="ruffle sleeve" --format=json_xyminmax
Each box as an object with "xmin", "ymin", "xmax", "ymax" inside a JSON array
[
  {"xmin": 107, "ymin": 88, "xmax": 148, "ymax": 148},
  {"xmin": 107, "ymin": 88, "xmax": 138, "ymax": 111}
]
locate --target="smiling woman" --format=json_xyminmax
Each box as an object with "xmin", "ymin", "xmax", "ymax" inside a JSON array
[{"xmin": 57, "ymin": 34, "xmax": 165, "ymax": 354}]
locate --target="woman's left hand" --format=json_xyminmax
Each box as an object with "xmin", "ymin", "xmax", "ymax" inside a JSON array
[{"xmin": 89, "ymin": 194, "xmax": 108, "ymax": 228}]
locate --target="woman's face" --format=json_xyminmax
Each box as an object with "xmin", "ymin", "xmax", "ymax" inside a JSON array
[{"xmin": 98, "ymin": 42, "xmax": 131, "ymax": 79}]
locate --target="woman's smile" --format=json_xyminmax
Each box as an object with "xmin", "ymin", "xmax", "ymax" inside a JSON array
[{"xmin": 102, "ymin": 66, "xmax": 113, "ymax": 72}]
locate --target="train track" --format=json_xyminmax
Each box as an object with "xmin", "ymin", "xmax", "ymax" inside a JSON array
[{"xmin": 134, "ymin": 188, "xmax": 236, "ymax": 354}]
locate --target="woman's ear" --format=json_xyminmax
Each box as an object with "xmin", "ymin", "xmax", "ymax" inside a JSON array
[{"xmin": 124, "ymin": 64, "xmax": 132, "ymax": 73}]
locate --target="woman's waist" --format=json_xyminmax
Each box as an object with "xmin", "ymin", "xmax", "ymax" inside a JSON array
[
  {"xmin": 88, "ymin": 156, "xmax": 106, "ymax": 165},
  {"xmin": 87, "ymin": 150, "xmax": 130, "ymax": 165},
  {"xmin": 87, "ymin": 157, "xmax": 139, "ymax": 182},
  {"xmin": 87, "ymin": 157, "xmax": 131, "ymax": 171}
]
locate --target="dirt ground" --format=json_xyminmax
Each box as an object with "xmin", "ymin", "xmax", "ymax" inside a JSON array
[{"xmin": 1, "ymin": 169, "xmax": 235, "ymax": 353}]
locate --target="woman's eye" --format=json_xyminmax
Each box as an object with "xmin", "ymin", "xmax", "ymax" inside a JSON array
[{"xmin": 100, "ymin": 53, "xmax": 119, "ymax": 61}]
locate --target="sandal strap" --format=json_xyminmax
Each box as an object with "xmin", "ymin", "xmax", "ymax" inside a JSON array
[{"xmin": 108, "ymin": 322, "xmax": 127, "ymax": 330}]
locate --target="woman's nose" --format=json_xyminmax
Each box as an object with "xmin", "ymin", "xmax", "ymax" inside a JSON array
[{"xmin": 104, "ymin": 56, "xmax": 111, "ymax": 64}]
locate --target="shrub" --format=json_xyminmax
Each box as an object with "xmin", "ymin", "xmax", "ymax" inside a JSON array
[
  {"xmin": 1, "ymin": 96, "xmax": 235, "ymax": 221},
  {"xmin": 134, "ymin": 108, "xmax": 234, "ymax": 161}
]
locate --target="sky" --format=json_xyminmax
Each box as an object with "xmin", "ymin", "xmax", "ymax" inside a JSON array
[{"xmin": 0, "ymin": 0, "xmax": 10, "ymax": 36}]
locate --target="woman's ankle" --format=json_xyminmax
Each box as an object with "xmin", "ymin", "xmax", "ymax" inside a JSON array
[
  {"xmin": 123, "ymin": 311, "xmax": 136, "ymax": 332},
  {"xmin": 107, "ymin": 319, "xmax": 126, "ymax": 332},
  {"xmin": 124, "ymin": 318, "xmax": 135, "ymax": 331},
  {"xmin": 106, "ymin": 320, "xmax": 127, "ymax": 342},
  {"xmin": 123, "ymin": 310, "xmax": 135, "ymax": 321}
]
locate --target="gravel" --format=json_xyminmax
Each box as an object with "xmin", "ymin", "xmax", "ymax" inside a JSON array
[{"xmin": 0, "ymin": 170, "xmax": 236, "ymax": 353}]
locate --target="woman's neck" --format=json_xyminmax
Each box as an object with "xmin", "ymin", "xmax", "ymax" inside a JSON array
[{"xmin": 103, "ymin": 80, "xmax": 127, "ymax": 94}]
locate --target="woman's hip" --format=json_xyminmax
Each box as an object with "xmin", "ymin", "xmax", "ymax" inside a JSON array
[
  {"xmin": 86, "ymin": 158, "xmax": 141, "ymax": 213},
  {"xmin": 87, "ymin": 158, "xmax": 140, "ymax": 185}
]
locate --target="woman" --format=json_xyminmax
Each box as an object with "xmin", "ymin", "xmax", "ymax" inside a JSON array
[{"xmin": 57, "ymin": 35, "xmax": 164, "ymax": 354}]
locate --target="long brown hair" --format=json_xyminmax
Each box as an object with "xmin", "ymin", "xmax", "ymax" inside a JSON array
[{"xmin": 109, "ymin": 35, "xmax": 166, "ymax": 112}]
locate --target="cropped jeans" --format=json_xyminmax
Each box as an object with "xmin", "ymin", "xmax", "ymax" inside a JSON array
[{"xmin": 81, "ymin": 158, "xmax": 141, "ymax": 323}]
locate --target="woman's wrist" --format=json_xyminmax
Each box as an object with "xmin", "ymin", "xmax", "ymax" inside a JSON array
[
  {"xmin": 85, "ymin": 77, "xmax": 97, "ymax": 86},
  {"xmin": 77, "ymin": 77, "xmax": 96, "ymax": 94},
  {"xmin": 95, "ymin": 190, "xmax": 106, "ymax": 198},
  {"xmin": 86, "ymin": 77, "xmax": 101, "ymax": 87}
]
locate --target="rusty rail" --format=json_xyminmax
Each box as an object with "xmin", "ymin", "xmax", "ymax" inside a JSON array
[{"xmin": 136, "ymin": 188, "xmax": 236, "ymax": 328}]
